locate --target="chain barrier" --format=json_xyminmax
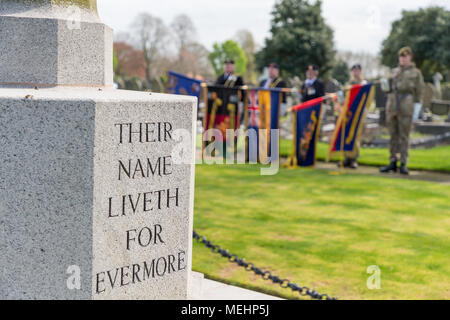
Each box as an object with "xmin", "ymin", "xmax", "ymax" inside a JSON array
[{"xmin": 193, "ymin": 230, "xmax": 337, "ymax": 300}]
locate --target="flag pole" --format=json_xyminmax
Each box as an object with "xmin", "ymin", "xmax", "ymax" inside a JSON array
[
  {"xmin": 201, "ymin": 82, "xmax": 208, "ymax": 157},
  {"xmin": 291, "ymin": 110, "xmax": 298, "ymax": 168},
  {"xmin": 340, "ymin": 109, "xmax": 346, "ymax": 174},
  {"xmin": 243, "ymin": 87, "xmax": 249, "ymax": 162},
  {"xmin": 283, "ymin": 110, "xmax": 298, "ymax": 168}
]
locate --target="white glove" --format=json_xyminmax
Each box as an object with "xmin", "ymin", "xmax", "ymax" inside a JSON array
[
  {"xmin": 380, "ymin": 78, "xmax": 390, "ymax": 92},
  {"xmin": 337, "ymin": 90, "xmax": 345, "ymax": 105},
  {"xmin": 413, "ymin": 103, "xmax": 422, "ymax": 122}
]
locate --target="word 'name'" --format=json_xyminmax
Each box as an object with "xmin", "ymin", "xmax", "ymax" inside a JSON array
[{"xmin": 118, "ymin": 156, "xmax": 172, "ymax": 181}]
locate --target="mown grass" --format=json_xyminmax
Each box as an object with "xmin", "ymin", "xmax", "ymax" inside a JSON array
[
  {"xmin": 279, "ymin": 139, "xmax": 450, "ymax": 173},
  {"xmin": 192, "ymin": 164, "xmax": 450, "ymax": 300}
]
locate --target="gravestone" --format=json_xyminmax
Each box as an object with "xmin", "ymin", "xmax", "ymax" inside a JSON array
[
  {"xmin": 433, "ymin": 72, "xmax": 443, "ymax": 99},
  {"xmin": 0, "ymin": 0, "xmax": 197, "ymax": 300},
  {"xmin": 422, "ymin": 83, "xmax": 436, "ymax": 111}
]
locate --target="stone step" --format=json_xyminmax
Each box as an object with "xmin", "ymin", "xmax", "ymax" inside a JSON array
[{"xmin": 189, "ymin": 272, "xmax": 283, "ymax": 300}]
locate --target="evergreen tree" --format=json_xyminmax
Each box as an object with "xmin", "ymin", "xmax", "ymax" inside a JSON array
[
  {"xmin": 332, "ymin": 59, "xmax": 350, "ymax": 85},
  {"xmin": 381, "ymin": 7, "xmax": 450, "ymax": 81},
  {"xmin": 256, "ymin": 0, "xmax": 335, "ymax": 79}
]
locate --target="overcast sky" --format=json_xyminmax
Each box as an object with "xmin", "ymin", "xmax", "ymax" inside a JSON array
[{"xmin": 98, "ymin": 0, "xmax": 450, "ymax": 55}]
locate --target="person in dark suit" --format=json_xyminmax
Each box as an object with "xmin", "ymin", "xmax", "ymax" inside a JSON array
[
  {"xmin": 301, "ymin": 64, "xmax": 325, "ymax": 102},
  {"xmin": 259, "ymin": 63, "xmax": 287, "ymax": 102},
  {"xmin": 259, "ymin": 63, "xmax": 287, "ymax": 89},
  {"xmin": 215, "ymin": 59, "xmax": 244, "ymax": 88}
]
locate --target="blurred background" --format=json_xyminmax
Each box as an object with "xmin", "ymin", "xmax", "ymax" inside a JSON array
[{"xmin": 99, "ymin": 0, "xmax": 450, "ymax": 149}]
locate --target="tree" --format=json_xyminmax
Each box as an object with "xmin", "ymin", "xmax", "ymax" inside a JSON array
[
  {"xmin": 235, "ymin": 30, "xmax": 258, "ymax": 84},
  {"xmin": 208, "ymin": 40, "xmax": 248, "ymax": 77},
  {"xmin": 113, "ymin": 49, "xmax": 118, "ymax": 75},
  {"xmin": 171, "ymin": 14, "xmax": 196, "ymax": 52},
  {"xmin": 131, "ymin": 13, "xmax": 170, "ymax": 91},
  {"xmin": 256, "ymin": 0, "xmax": 335, "ymax": 79},
  {"xmin": 180, "ymin": 42, "xmax": 215, "ymax": 79},
  {"xmin": 170, "ymin": 15, "xmax": 215, "ymax": 79},
  {"xmin": 381, "ymin": 7, "xmax": 450, "ymax": 81},
  {"xmin": 113, "ymin": 42, "xmax": 147, "ymax": 79},
  {"xmin": 332, "ymin": 59, "xmax": 350, "ymax": 85}
]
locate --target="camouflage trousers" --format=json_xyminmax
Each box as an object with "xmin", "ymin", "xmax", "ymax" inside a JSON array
[{"xmin": 386, "ymin": 94, "xmax": 414, "ymax": 164}]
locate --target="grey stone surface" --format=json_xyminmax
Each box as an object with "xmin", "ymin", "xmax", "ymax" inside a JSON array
[
  {"xmin": 199, "ymin": 279, "xmax": 283, "ymax": 300},
  {"xmin": 187, "ymin": 271, "xmax": 204, "ymax": 299},
  {"xmin": 188, "ymin": 272, "xmax": 283, "ymax": 300},
  {"xmin": 0, "ymin": 3, "xmax": 112, "ymax": 86},
  {"xmin": 414, "ymin": 122, "xmax": 450, "ymax": 135},
  {"xmin": 0, "ymin": 87, "xmax": 197, "ymax": 299},
  {"xmin": 0, "ymin": 90, "xmax": 95, "ymax": 299}
]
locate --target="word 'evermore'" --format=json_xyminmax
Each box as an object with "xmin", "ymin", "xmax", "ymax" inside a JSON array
[{"xmin": 95, "ymin": 250, "xmax": 186, "ymax": 294}]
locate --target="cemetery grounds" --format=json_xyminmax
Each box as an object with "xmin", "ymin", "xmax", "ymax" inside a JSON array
[{"xmin": 192, "ymin": 141, "xmax": 450, "ymax": 300}]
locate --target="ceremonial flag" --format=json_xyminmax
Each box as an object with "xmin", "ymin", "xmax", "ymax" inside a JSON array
[
  {"xmin": 247, "ymin": 89, "xmax": 260, "ymax": 131},
  {"xmin": 286, "ymin": 97, "xmax": 324, "ymax": 167},
  {"xmin": 244, "ymin": 88, "xmax": 282, "ymax": 162},
  {"xmin": 203, "ymin": 85, "xmax": 241, "ymax": 143},
  {"xmin": 328, "ymin": 83, "xmax": 375, "ymax": 160},
  {"xmin": 167, "ymin": 71, "xmax": 202, "ymax": 102},
  {"xmin": 245, "ymin": 89, "xmax": 261, "ymax": 161}
]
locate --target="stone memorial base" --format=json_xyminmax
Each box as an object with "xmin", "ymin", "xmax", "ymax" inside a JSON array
[
  {"xmin": 188, "ymin": 272, "xmax": 282, "ymax": 300},
  {"xmin": 0, "ymin": 86, "xmax": 197, "ymax": 299}
]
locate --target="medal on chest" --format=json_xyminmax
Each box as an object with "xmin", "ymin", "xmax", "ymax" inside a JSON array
[{"xmin": 307, "ymin": 87, "xmax": 316, "ymax": 96}]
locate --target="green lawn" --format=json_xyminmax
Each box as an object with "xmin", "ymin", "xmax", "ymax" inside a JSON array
[
  {"xmin": 280, "ymin": 139, "xmax": 450, "ymax": 173},
  {"xmin": 192, "ymin": 164, "xmax": 450, "ymax": 300}
]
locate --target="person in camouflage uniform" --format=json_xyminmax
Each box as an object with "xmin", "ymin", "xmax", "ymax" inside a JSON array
[{"xmin": 380, "ymin": 47, "xmax": 424, "ymax": 175}]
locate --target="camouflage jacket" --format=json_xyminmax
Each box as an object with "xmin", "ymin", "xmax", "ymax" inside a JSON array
[{"xmin": 389, "ymin": 63, "xmax": 424, "ymax": 103}]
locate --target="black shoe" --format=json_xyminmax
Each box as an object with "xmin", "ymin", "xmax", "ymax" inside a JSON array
[
  {"xmin": 349, "ymin": 161, "xmax": 358, "ymax": 169},
  {"xmin": 399, "ymin": 163, "xmax": 409, "ymax": 175},
  {"xmin": 380, "ymin": 161, "xmax": 397, "ymax": 173},
  {"xmin": 337, "ymin": 159, "xmax": 351, "ymax": 168}
]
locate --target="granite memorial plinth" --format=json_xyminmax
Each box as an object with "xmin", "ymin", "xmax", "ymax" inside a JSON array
[{"xmin": 0, "ymin": 0, "xmax": 197, "ymax": 300}]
